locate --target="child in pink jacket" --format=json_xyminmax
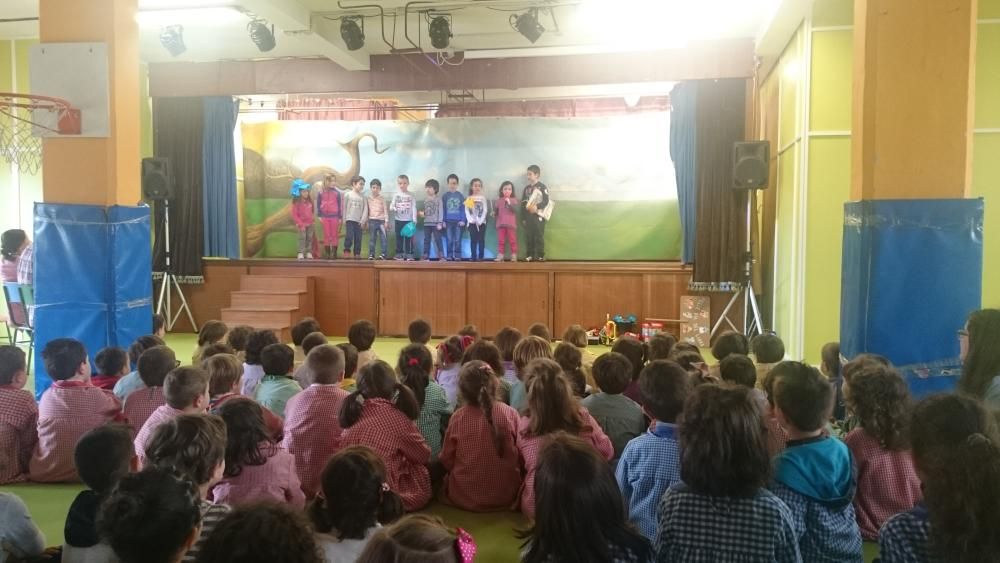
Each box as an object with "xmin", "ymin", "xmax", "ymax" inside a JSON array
[{"xmin": 291, "ymin": 179, "xmax": 315, "ymax": 260}]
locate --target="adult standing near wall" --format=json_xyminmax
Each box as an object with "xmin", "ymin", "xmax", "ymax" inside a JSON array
[
  {"xmin": 1, "ymin": 229, "xmax": 28, "ymax": 284},
  {"xmin": 957, "ymin": 309, "xmax": 1000, "ymax": 410}
]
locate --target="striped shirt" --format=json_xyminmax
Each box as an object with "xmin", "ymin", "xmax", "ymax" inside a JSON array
[{"xmin": 182, "ymin": 501, "xmax": 231, "ymax": 562}]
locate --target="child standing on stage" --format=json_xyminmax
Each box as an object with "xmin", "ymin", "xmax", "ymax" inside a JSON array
[
  {"xmin": 343, "ymin": 176, "xmax": 369, "ymax": 260},
  {"xmin": 420, "ymin": 179, "xmax": 445, "ymax": 261},
  {"xmin": 521, "ymin": 165, "xmax": 550, "ymax": 262},
  {"xmin": 442, "ymin": 174, "xmax": 466, "ymax": 261},
  {"xmin": 366, "ymin": 179, "xmax": 388, "ymax": 260},
  {"xmin": 494, "ymin": 181, "xmax": 518, "ymax": 262},
  {"xmin": 316, "ymin": 173, "xmax": 343, "ymax": 260},
  {"xmin": 291, "ymin": 180, "xmax": 315, "ymax": 261},
  {"xmin": 390, "ymin": 175, "xmax": 417, "ymax": 261},
  {"xmin": 465, "ymin": 178, "xmax": 489, "ymax": 262}
]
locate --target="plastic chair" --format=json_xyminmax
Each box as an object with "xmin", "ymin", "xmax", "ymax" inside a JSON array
[{"xmin": 3, "ymin": 283, "xmax": 33, "ymax": 371}]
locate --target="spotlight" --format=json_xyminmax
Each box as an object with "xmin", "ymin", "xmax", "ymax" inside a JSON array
[
  {"xmin": 340, "ymin": 17, "xmax": 365, "ymax": 51},
  {"xmin": 428, "ymin": 15, "xmax": 452, "ymax": 50},
  {"xmin": 510, "ymin": 9, "xmax": 544, "ymax": 44},
  {"xmin": 160, "ymin": 24, "xmax": 186, "ymax": 57},
  {"xmin": 248, "ymin": 19, "xmax": 276, "ymax": 52}
]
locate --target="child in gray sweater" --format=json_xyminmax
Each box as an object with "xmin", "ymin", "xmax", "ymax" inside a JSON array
[
  {"xmin": 421, "ymin": 179, "xmax": 445, "ymax": 261},
  {"xmin": 343, "ymin": 176, "xmax": 369, "ymax": 259}
]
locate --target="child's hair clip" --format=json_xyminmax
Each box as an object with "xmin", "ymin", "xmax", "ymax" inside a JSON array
[
  {"xmin": 354, "ymin": 394, "xmax": 365, "ymax": 405},
  {"xmin": 407, "ymin": 357, "xmax": 420, "ymax": 367},
  {"xmin": 454, "ymin": 528, "xmax": 477, "ymax": 563}
]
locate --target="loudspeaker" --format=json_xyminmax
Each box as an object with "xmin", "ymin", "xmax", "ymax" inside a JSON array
[
  {"xmin": 142, "ymin": 157, "xmax": 172, "ymax": 200},
  {"xmin": 733, "ymin": 141, "xmax": 770, "ymax": 190}
]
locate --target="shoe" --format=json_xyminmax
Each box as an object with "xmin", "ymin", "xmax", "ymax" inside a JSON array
[
  {"xmin": 378, "ymin": 255, "xmax": 386, "ymax": 260},
  {"xmin": 305, "ymin": 252, "xmax": 314, "ymax": 259},
  {"xmin": 537, "ymin": 257, "xmax": 546, "ymax": 262},
  {"xmin": 422, "ymin": 258, "xmax": 431, "ymax": 262},
  {"xmin": 297, "ymin": 253, "xmax": 304, "ymax": 260},
  {"xmin": 525, "ymin": 256, "xmax": 533, "ymax": 262},
  {"xmin": 368, "ymin": 255, "xmax": 375, "ymax": 261},
  {"xmin": 511, "ymin": 256, "xmax": 518, "ymax": 262},
  {"xmin": 394, "ymin": 255, "xmax": 404, "ymax": 261},
  {"xmin": 494, "ymin": 256, "xmax": 504, "ymax": 262},
  {"xmin": 406, "ymin": 256, "xmax": 415, "ymax": 261}
]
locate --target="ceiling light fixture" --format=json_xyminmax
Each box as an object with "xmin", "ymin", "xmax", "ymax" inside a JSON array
[
  {"xmin": 428, "ymin": 15, "xmax": 452, "ymax": 50},
  {"xmin": 248, "ymin": 19, "xmax": 276, "ymax": 52},
  {"xmin": 159, "ymin": 25, "xmax": 186, "ymax": 57},
  {"xmin": 510, "ymin": 9, "xmax": 545, "ymax": 44},
  {"xmin": 340, "ymin": 17, "xmax": 366, "ymax": 51}
]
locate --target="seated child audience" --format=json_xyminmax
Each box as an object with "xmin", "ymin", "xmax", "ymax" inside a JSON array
[
  {"xmin": 291, "ymin": 317, "xmax": 322, "ymax": 365},
  {"xmin": 751, "ymin": 333, "xmax": 785, "ymax": 388},
  {"xmin": 113, "ymin": 334, "xmax": 165, "ymax": 400},
  {"xmin": 199, "ymin": 342, "xmax": 235, "ymax": 361},
  {"xmin": 98, "ymin": 468, "xmax": 203, "ymax": 563},
  {"xmin": 356, "ymin": 514, "xmax": 475, "ymax": 563},
  {"xmin": 225, "ymin": 324, "xmax": 253, "ymax": 363},
  {"xmin": 712, "ymin": 331, "xmax": 750, "ymax": 363},
  {"xmin": 562, "ymin": 324, "xmax": 597, "ymax": 387},
  {"xmin": 213, "ymin": 399, "xmax": 305, "ymax": 508},
  {"xmin": 308, "ymin": 446, "xmax": 405, "ymax": 562},
  {"xmin": 769, "ymin": 361, "xmax": 862, "ymax": 561},
  {"xmin": 240, "ymin": 329, "xmax": 279, "ymax": 397},
  {"xmin": 192, "ymin": 320, "xmax": 228, "ymax": 366},
  {"xmin": 435, "ymin": 335, "xmax": 468, "ymax": 405},
  {"xmin": 879, "ymin": 394, "xmax": 1000, "ymax": 562},
  {"xmin": 0, "ymin": 492, "xmax": 46, "ymax": 562},
  {"xmin": 821, "ymin": 342, "xmax": 845, "ymax": 420},
  {"xmin": 194, "ymin": 503, "xmax": 324, "ymax": 563},
  {"xmin": 153, "ymin": 313, "xmax": 167, "ymax": 338},
  {"xmin": 30, "ymin": 338, "xmax": 122, "ymax": 482},
  {"xmin": 123, "ymin": 345, "xmax": 176, "ymax": 431},
  {"xmin": 92, "ymin": 346, "xmax": 129, "ymax": 390},
  {"xmin": 528, "ymin": 322, "xmax": 552, "ymax": 342},
  {"xmin": 656, "ymin": 383, "xmax": 801, "ymax": 562},
  {"xmin": 145, "ymin": 414, "xmax": 230, "ymax": 562},
  {"xmin": 460, "ymin": 339, "xmax": 511, "ymax": 403},
  {"xmin": 292, "ymin": 331, "xmax": 328, "ymax": 388},
  {"xmin": 253, "ymin": 343, "xmax": 303, "ymax": 419},
  {"xmin": 205, "ymin": 353, "xmax": 283, "ymax": 439},
  {"xmin": 646, "ymin": 332, "xmax": 677, "ymax": 361},
  {"xmin": 521, "ymin": 433, "xmax": 653, "ymax": 563},
  {"xmin": 63, "ymin": 424, "xmax": 135, "ymax": 563},
  {"xmin": 553, "ymin": 342, "xmax": 588, "ymax": 398},
  {"xmin": 337, "ymin": 342, "xmax": 360, "ymax": 391},
  {"xmin": 440, "ymin": 361, "xmax": 521, "ymax": 512},
  {"xmin": 670, "ymin": 349, "xmax": 708, "ymax": 380},
  {"xmin": 616, "ymin": 360, "xmax": 691, "ymax": 541},
  {"xmin": 458, "ymin": 324, "xmax": 480, "ymax": 341},
  {"xmin": 134, "ymin": 365, "xmax": 211, "ymax": 466},
  {"xmin": 398, "ymin": 344, "xmax": 452, "ymax": 460},
  {"xmin": 671, "ymin": 341, "xmax": 699, "ymax": 355},
  {"xmin": 408, "ymin": 318, "xmax": 436, "ymax": 365},
  {"xmin": 611, "ymin": 336, "xmax": 647, "ymax": 404},
  {"xmin": 517, "ymin": 358, "xmax": 613, "ymax": 518},
  {"xmin": 582, "ymin": 352, "xmax": 646, "ymax": 466},
  {"xmin": 842, "ymin": 365, "xmax": 921, "ymax": 541},
  {"xmin": 495, "ymin": 326, "xmax": 523, "ymax": 386},
  {"xmin": 283, "ymin": 344, "xmax": 349, "ymax": 498},
  {"xmin": 719, "ymin": 353, "xmax": 757, "ymax": 389},
  {"xmin": 509, "ymin": 335, "xmax": 554, "ymax": 412},
  {"xmin": 338, "ymin": 361, "xmax": 432, "ymax": 512},
  {"xmin": 349, "ymin": 319, "xmax": 379, "ymax": 370},
  {"xmin": 838, "ymin": 353, "xmax": 892, "ymax": 434},
  {"xmin": 0, "ymin": 345, "xmax": 37, "ymax": 484},
  {"xmin": 761, "ymin": 366, "xmax": 791, "ymax": 456}
]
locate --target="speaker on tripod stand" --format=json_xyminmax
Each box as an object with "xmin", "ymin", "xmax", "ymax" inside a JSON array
[
  {"xmin": 711, "ymin": 141, "xmax": 769, "ymax": 339},
  {"xmin": 143, "ymin": 157, "xmax": 197, "ymax": 332}
]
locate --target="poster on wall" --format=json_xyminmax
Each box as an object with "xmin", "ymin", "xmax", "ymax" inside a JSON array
[{"xmin": 240, "ymin": 114, "xmax": 681, "ymax": 261}]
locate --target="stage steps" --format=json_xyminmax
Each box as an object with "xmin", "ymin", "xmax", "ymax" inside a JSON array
[{"xmin": 220, "ymin": 275, "xmax": 315, "ymax": 342}]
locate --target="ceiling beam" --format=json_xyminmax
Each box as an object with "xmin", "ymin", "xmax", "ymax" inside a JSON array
[{"xmin": 240, "ymin": 0, "xmax": 370, "ymax": 71}]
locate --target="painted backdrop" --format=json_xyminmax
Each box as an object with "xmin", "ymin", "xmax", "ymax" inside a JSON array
[{"xmin": 240, "ymin": 114, "xmax": 680, "ymax": 260}]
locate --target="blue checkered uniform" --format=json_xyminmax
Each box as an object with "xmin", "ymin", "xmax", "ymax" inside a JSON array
[
  {"xmin": 770, "ymin": 482, "xmax": 864, "ymax": 562},
  {"xmin": 615, "ymin": 422, "xmax": 682, "ymax": 541},
  {"xmin": 878, "ymin": 505, "xmax": 932, "ymax": 563},
  {"xmin": 654, "ymin": 483, "xmax": 802, "ymax": 562}
]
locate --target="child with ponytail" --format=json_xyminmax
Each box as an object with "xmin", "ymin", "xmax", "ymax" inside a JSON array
[
  {"xmin": 308, "ymin": 446, "xmax": 404, "ymax": 562},
  {"xmin": 397, "ymin": 344, "xmax": 452, "ymax": 460},
  {"xmin": 338, "ymin": 361, "xmax": 432, "ymax": 512},
  {"xmin": 879, "ymin": 394, "xmax": 1000, "ymax": 563},
  {"xmin": 436, "ymin": 335, "xmax": 470, "ymax": 406},
  {"xmin": 440, "ymin": 360, "xmax": 522, "ymax": 512}
]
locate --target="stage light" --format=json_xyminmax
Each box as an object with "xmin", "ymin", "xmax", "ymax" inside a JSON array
[
  {"xmin": 429, "ymin": 15, "xmax": 452, "ymax": 50},
  {"xmin": 511, "ymin": 9, "xmax": 545, "ymax": 44},
  {"xmin": 340, "ymin": 17, "xmax": 365, "ymax": 51},
  {"xmin": 160, "ymin": 25, "xmax": 186, "ymax": 57},
  {"xmin": 248, "ymin": 19, "xmax": 276, "ymax": 52}
]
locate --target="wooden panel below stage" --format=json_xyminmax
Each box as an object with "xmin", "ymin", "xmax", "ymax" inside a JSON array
[{"xmin": 173, "ymin": 259, "xmax": 743, "ymax": 339}]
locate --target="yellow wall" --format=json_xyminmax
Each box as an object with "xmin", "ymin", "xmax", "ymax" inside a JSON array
[{"xmin": 973, "ymin": 9, "xmax": 1000, "ymax": 307}]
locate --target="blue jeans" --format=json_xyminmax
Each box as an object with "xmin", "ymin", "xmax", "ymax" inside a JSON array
[
  {"xmin": 368, "ymin": 219, "xmax": 387, "ymax": 257},
  {"xmin": 423, "ymin": 225, "xmax": 444, "ymax": 259},
  {"xmin": 445, "ymin": 221, "xmax": 464, "ymax": 259},
  {"xmin": 344, "ymin": 220, "xmax": 363, "ymax": 255}
]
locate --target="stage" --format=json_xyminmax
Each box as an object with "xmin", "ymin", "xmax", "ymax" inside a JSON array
[{"xmin": 168, "ymin": 258, "xmax": 739, "ymax": 339}]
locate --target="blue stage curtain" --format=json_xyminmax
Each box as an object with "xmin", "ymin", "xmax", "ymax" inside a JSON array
[
  {"xmin": 669, "ymin": 83, "xmax": 697, "ymax": 264},
  {"xmin": 202, "ymin": 96, "xmax": 241, "ymax": 258}
]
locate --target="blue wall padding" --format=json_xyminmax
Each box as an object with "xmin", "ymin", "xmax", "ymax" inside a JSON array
[
  {"xmin": 840, "ymin": 199, "xmax": 983, "ymax": 398},
  {"xmin": 32, "ymin": 203, "xmax": 152, "ymax": 399}
]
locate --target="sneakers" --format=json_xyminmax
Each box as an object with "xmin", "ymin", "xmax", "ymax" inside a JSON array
[
  {"xmin": 305, "ymin": 252, "xmax": 314, "ymax": 259},
  {"xmin": 394, "ymin": 255, "xmax": 404, "ymax": 261},
  {"xmin": 525, "ymin": 256, "xmax": 533, "ymax": 262},
  {"xmin": 406, "ymin": 256, "xmax": 415, "ymax": 261},
  {"xmin": 537, "ymin": 257, "xmax": 546, "ymax": 262},
  {"xmin": 378, "ymin": 255, "xmax": 386, "ymax": 260},
  {"xmin": 297, "ymin": 253, "xmax": 305, "ymax": 260},
  {"xmin": 494, "ymin": 256, "xmax": 504, "ymax": 262},
  {"xmin": 511, "ymin": 256, "xmax": 518, "ymax": 262},
  {"xmin": 368, "ymin": 255, "xmax": 375, "ymax": 261}
]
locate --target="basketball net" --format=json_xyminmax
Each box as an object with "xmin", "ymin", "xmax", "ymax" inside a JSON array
[{"xmin": 0, "ymin": 93, "xmax": 81, "ymax": 176}]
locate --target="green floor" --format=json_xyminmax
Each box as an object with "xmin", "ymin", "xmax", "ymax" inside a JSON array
[{"xmin": 6, "ymin": 333, "xmax": 880, "ymax": 562}]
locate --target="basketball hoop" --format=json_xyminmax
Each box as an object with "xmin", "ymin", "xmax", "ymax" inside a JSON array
[{"xmin": 0, "ymin": 93, "xmax": 81, "ymax": 175}]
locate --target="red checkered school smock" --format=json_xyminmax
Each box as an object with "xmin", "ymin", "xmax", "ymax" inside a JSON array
[
  {"xmin": 281, "ymin": 384, "xmax": 349, "ymax": 498},
  {"xmin": 0, "ymin": 385, "xmax": 38, "ymax": 484},
  {"xmin": 134, "ymin": 404, "xmax": 185, "ymax": 467},
  {"xmin": 440, "ymin": 402, "xmax": 522, "ymax": 512},
  {"xmin": 516, "ymin": 407, "xmax": 614, "ymax": 518},
  {"xmin": 845, "ymin": 428, "xmax": 922, "ymax": 540},
  {"xmin": 339, "ymin": 398, "xmax": 432, "ymax": 512},
  {"xmin": 122, "ymin": 386, "xmax": 166, "ymax": 432},
  {"xmin": 210, "ymin": 441, "xmax": 305, "ymax": 508},
  {"xmin": 211, "ymin": 393, "xmax": 284, "ymax": 440},
  {"xmin": 29, "ymin": 381, "xmax": 122, "ymax": 482}
]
